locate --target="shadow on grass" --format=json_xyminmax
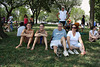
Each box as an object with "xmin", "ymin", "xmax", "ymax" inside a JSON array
[{"xmin": 0, "ymin": 25, "xmax": 100, "ymax": 67}]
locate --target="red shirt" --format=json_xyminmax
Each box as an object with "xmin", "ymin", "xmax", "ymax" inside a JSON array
[{"xmin": 24, "ymin": 18, "xmax": 28, "ymax": 24}]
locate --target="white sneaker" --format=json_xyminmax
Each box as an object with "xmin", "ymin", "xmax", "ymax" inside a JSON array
[
  {"xmin": 73, "ymin": 49, "xmax": 79, "ymax": 54},
  {"xmin": 63, "ymin": 50, "xmax": 69, "ymax": 57},
  {"xmin": 68, "ymin": 49, "xmax": 74, "ymax": 54}
]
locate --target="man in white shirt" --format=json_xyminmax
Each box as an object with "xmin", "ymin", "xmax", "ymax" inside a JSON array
[
  {"xmin": 8, "ymin": 15, "xmax": 13, "ymax": 32},
  {"xmin": 17, "ymin": 22, "xmax": 25, "ymax": 36},
  {"xmin": 56, "ymin": 6, "xmax": 69, "ymax": 29}
]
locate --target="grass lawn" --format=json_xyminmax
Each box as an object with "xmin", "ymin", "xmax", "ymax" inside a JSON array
[{"xmin": 0, "ymin": 24, "xmax": 100, "ymax": 67}]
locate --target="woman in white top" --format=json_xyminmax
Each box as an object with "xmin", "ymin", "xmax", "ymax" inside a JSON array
[
  {"xmin": 67, "ymin": 24, "xmax": 86, "ymax": 55},
  {"xmin": 89, "ymin": 26, "xmax": 98, "ymax": 42}
]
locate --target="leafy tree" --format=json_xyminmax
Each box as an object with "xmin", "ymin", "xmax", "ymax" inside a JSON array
[
  {"xmin": 94, "ymin": 0, "xmax": 100, "ymax": 23},
  {"xmin": 45, "ymin": 8, "xmax": 58, "ymax": 22},
  {"xmin": 0, "ymin": 4, "xmax": 8, "ymax": 38},
  {"xmin": 0, "ymin": 0, "xmax": 27, "ymax": 21},
  {"xmin": 70, "ymin": 7, "xmax": 85, "ymax": 22},
  {"xmin": 28, "ymin": 0, "xmax": 55, "ymax": 24},
  {"xmin": 55, "ymin": 0, "xmax": 82, "ymax": 13}
]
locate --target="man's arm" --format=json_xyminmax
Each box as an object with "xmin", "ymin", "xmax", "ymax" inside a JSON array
[
  {"xmin": 56, "ymin": 12, "xmax": 60, "ymax": 20},
  {"xmin": 65, "ymin": 12, "xmax": 70, "ymax": 20},
  {"xmin": 26, "ymin": 30, "xmax": 34, "ymax": 38},
  {"xmin": 34, "ymin": 31, "xmax": 41, "ymax": 37},
  {"xmin": 21, "ymin": 29, "xmax": 27, "ymax": 36}
]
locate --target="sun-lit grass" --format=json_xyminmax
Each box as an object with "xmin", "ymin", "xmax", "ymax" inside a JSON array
[{"xmin": 0, "ymin": 24, "xmax": 100, "ymax": 67}]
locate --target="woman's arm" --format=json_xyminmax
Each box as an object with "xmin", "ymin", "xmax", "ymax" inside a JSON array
[
  {"xmin": 67, "ymin": 36, "xmax": 72, "ymax": 50},
  {"xmin": 79, "ymin": 36, "xmax": 85, "ymax": 50}
]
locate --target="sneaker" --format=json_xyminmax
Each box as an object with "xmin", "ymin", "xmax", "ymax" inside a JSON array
[
  {"xmin": 56, "ymin": 47, "xmax": 62, "ymax": 57},
  {"xmin": 73, "ymin": 49, "xmax": 79, "ymax": 54},
  {"xmin": 68, "ymin": 49, "xmax": 74, "ymax": 54},
  {"xmin": 63, "ymin": 50, "xmax": 69, "ymax": 57}
]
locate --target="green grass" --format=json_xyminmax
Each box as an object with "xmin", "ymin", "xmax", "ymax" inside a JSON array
[{"xmin": 0, "ymin": 24, "xmax": 100, "ymax": 67}]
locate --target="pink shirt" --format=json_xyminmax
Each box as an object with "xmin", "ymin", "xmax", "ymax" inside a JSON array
[{"xmin": 24, "ymin": 18, "xmax": 28, "ymax": 24}]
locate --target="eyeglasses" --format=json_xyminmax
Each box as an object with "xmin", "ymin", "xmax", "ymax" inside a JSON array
[{"xmin": 72, "ymin": 27, "xmax": 76, "ymax": 29}]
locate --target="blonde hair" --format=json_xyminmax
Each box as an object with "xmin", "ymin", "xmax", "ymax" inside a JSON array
[{"xmin": 58, "ymin": 23, "xmax": 63, "ymax": 26}]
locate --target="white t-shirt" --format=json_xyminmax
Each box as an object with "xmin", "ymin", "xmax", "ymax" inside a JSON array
[
  {"xmin": 9, "ymin": 16, "xmax": 13, "ymax": 21},
  {"xmin": 67, "ymin": 31, "xmax": 81, "ymax": 45},
  {"xmin": 89, "ymin": 30, "xmax": 98, "ymax": 36},
  {"xmin": 59, "ymin": 10, "xmax": 67, "ymax": 21},
  {"xmin": 17, "ymin": 26, "xmax": 25, "ymax": 36}
]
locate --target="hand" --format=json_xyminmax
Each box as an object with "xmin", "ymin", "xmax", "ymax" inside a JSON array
[
  {"xmin": 38, "ymin": 33, "xmax": 41, "ymax": 35},
  {"xmin": 69, "ymin": 46, "xmax": 72, "ymax": 50},
  {"xmin": 58, "ymin": 18, "xmax": 61, "ymax": 20},
  {"xmin": 65, "ymin": 18, "xmax": 68, "ymax": 20}
]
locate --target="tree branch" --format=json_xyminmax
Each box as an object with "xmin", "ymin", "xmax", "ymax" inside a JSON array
[{"xmin": 0, "ymin": 1, "xmax": 9, "ymax": 12}]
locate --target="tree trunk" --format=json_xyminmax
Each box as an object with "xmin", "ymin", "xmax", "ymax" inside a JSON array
[
  {"xmin": 32, "ymin": 12, "xmax": 35, "ymax": 25},
  {"xmin": 36, "ymin": 9, "xmax": 38, "ymax": 24},
  {"xmin": 32, "ymin": 10, "xmax": 36, "ymax": 25},
  {"xmin": 0, "ymin": 17, "xmax": 8, "ymax": 38},
  {"xmin": 0, "ymin": 4, "xmax": 8, "ymax": 38},
  {"xmin": 6, "ymin": 8, "xmax": 13, "ymax": 22},
  {"xmin": 90, "ymin": 0, "xmax": 95, "ymax": 28}
]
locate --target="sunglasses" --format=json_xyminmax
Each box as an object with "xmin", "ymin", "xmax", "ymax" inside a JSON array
[
  {"xmin": 72, "ymin": 27, "xmax": 76, "ymax": 29},
  {"xmin": 58, "ymin": 26, "xmax": 62, "ymax": 27}
]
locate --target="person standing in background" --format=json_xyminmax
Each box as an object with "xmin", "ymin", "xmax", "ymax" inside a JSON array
[
  {"xmin": 24, "ymin": 14, "xmax": 28, "ymax": 27},
  {"xmin": 8, "ymin": 14, "xmax": 13, "ymax": 32},
  {"xmin": 56, "ymin": 6, "xmax": 69, "ymax": 29},
  {"xmin": 30, "ymin": 15, "xmax": 34, "ymax": 27},
  {"xmin": 81, "ymin": 15, "xmax": 85, "ymax": 33}
]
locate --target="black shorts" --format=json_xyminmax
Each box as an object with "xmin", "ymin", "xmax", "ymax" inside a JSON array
[{"xmin": 59, "ymin": 21, "xmax": 66, "ymax": 26}]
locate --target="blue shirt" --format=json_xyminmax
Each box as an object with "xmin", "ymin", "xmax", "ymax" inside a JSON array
[{"xmin": 52, "ymin": 29, "xmax": 67, "ymax": 40}]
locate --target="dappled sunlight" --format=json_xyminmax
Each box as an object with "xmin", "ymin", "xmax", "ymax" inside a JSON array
[
  {"xmin": 0, "ymin": 24, "xmax": 100, "ymax": 67},
  {"xmin": 44, "ymin": 56, "xmax": 52, "ymax": 60},
  {"xmin": 2, "ymin": 64, "xmax": 22, "ymax": 67}
]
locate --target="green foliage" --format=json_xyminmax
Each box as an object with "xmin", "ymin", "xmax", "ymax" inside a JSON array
[
  {"xmin": 94, "ymin": 0, "xmax": 100, "ymax": 23},
  {"xmin": 70, "ymin": 7, "xmax": 85, "ymax": 22},
  {"xmin": 0, "ymin": 6, "xmax": 7, "ymax": 17},
  {"xmin": 45, "ymin": 8, "xmax": 58, "ymax": 22},
  {"xmin": 55, "ymin": 0, "xmax": 82, "ymax": 12},
  {"xmin": 18, "ymin": 7, "xmax": 31, "ymax": 21}
]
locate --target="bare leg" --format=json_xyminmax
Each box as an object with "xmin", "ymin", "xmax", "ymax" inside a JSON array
[
  {"xmin": 61, "ymin": 37, "xmax": 66, "ymax": 51},
  {"xmin": 8, "ymin": 23, "xmax": 10, "ymax": 32},
  {"xmin": 16, "ymin": 36, "xmax": 24, "ymax": 48},
  {"xmin": 71, "ymin": 45, "xmax": 79, "ymax": 49},
  {"xmin": 53, "ymin": 46, "xmax": 57, "ymax": 54},
  {"xmin": 27, "ymin": 37, "xmax": 33, "ymax": 49},
  {"xmin": 31, "ymin": 37, "xmax": 38, "ymax": 50},
  {"xmin": 43, "ymin": 36, "xmax": 48, "ymax": 50}
]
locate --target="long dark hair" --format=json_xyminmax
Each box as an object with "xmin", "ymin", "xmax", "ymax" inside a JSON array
[{"xmin": 24, "ymin": 14, "xmax": 28, "ymax": 18}]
